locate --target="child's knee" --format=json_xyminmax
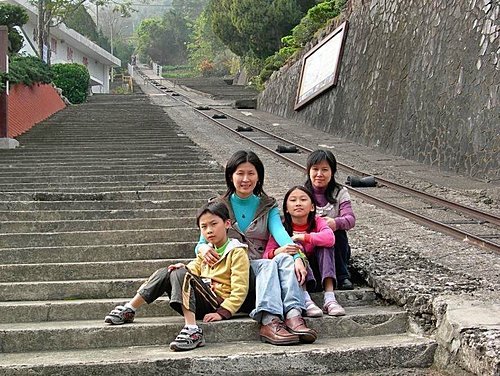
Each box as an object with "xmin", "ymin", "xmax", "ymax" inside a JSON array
[{"xmin": 274, "ymin": 252, "xmax": 295, "ymax": 266}]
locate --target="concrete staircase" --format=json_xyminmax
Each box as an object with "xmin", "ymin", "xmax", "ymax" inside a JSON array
[{"xmin": 0, "ymin": 93, "xmax": 437, "ymax": 375}]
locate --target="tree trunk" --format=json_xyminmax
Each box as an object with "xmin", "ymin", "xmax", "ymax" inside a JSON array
[{"xmin": 37, "ymin": 0, "xmax": 44, "ymax": 59}]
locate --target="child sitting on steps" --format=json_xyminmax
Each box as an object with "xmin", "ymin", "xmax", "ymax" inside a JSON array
[
  {"xmin": 263, "ymin": 185, "xmax": 345, "ymax": 317},
  {"xmin": 104, "ymin": 200, "xmax": 251, "ymax": 352}
]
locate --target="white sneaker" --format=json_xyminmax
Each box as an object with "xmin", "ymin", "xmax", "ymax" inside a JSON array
[
  {"xmin": 323, "ymin": 299, "xmax": 345, "ymax": 316},
  {"xmin": 305, "ymin": 302, "xmax": 323, "ymax": 317}
]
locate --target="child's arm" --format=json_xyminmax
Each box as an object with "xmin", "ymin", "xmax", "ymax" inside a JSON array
[
  {"xmin": 263, "ymin": 236, "xmax": 280, "ymax": 259},
  {"xmin": 185, "ymin": 254, "xmax": 202, "ymax": 276},
  {"xmin": 293, "ymin": 216, "xmax": 335, "ymax": 247},
  {"xmin": 215, "ymin": 248, "xmax": 250, "ymax": 320},
  {"xmin": 195, "ymin": 234, "xmax": 220, "ymax": 266},
  {"xmin": 267, "ymin": 207, "xmax": 306, "ymax": 264}
]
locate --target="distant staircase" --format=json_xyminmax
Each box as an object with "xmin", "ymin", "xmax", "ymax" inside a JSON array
[{"xmin": 0, "ymin": 93, "xmax": 437, "ymax": 375}]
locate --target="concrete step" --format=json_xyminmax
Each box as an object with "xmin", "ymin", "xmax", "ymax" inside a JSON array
[
  {"xmin": 0, "ymin": 183, "xmax": 224, "ymax": 193},
  {"xmin": 0, "ymin": 208, "xmax": 195, "ymax": 221},
  {"xmin": 0, "ymin": 173, "xmax": 227, "ymax": 184},
  {"xmin": 0, "ymin": 259, "xmax": 194, "ymax": 282},
  {"xmin": 0, "ymin": 198, "xmax": 208, "ymax": 211},
  {"xmin": 0, "ymin": 334, "xmax": 437, "ymax": 375},
  {"xmin": 0, "ymin": 148, "xmax": 211, "ymax": 157},
  {"xmin": 0, "ymin": 242, "xmax": 196, "ymax": 264},
  {"xmin": 0, "ymin": 157, "xmax": 215, "ymax": 166},
  {"xmin": 0, "ymin": 217, "xmax": 196, "ymax": 233},
  {"xmin": 0, "ymin": 188, "xmax": 222, "ymax": 202},
  {"xmin": 0, "ymin": 227, "xmax": 200, "ymax": 248},
  {"xmin": 0, "ymin": 278, "xmax": 148, "ymax": 301},
  {"xmin": 0, "ymin": 167, "xmax": 222, "ymax": 176},
  {"xmin": 0, "ymin": 290, "xmax": 377, "ymax": 323},
  {"xmin": 0, "ymin": 306, "xmax": 409, "ymax": 353}
]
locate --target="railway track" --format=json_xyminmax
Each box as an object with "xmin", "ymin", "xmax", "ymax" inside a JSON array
[{"xmin": 136, "ymin": 69, "xmax": 500, "ymax": 253}]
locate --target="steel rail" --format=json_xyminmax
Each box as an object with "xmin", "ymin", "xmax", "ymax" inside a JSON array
[
  {"xmin": 136, "ymin": 69, "xmax": 500, "ymax": 253},
  {"xmin": 212, "ymin": 108, "xmax": 500, "ymax": 227}
]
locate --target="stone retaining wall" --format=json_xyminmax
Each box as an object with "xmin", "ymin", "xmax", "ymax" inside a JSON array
[{"xmin": 258, "ymin": 0, "xmax": 499, "ymax": 181}]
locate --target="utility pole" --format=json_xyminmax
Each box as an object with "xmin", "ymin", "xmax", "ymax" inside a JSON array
[{"xmin": 110, "ymin": 21, "xmax": 113, "ymax": 82}]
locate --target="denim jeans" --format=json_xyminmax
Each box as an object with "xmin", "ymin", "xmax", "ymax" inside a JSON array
[{"xmin": 249, "ymin": 253, "xmax": 305, "ymax": 322}]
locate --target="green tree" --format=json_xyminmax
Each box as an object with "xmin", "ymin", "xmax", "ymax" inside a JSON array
[
  {"xmin": 172, "ymin": 0, "xmax": 208, "ymax": 20},
  {"xmin": 30, "ymin": 0, "xmax": 133, "ymax": 65},
  {"xmin": 207, "ymin": 0, "xmax": 315, "ymax": 59},
  {"xmin": 258, "ymin": 0, "xmax": 346, "ymax": 84},
  {"xmin": 188, "ymin": 9, "xmax": 235, "ymax": 75},
  {"xmin": 64, "ymin": 4, "xmax": 99, "ymax": 42},
  {"xmin": 0, "ymin": 3, "xmax": 29, "ymax": 54},
  {"xmin": 136, "ymin": 11, "xmax": 190, "ymax": 65}
]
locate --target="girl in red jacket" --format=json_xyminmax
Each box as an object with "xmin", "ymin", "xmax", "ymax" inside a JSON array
[{"xmin": 264, "ymin": 186, "xmax": 345, "ymax": 317}]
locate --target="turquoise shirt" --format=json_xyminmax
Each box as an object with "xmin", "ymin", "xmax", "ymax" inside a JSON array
[{"xmin": 196, "ymin": 194, "xmax": 293, "ymax": 253}]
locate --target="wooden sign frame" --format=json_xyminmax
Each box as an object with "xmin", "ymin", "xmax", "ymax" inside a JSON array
[{"xmin": 294, "ymin": 21, "xmax": 349, "ymax": 110}]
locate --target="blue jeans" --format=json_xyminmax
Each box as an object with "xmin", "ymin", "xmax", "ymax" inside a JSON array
[{"xmin": 249, "ymin": 253, "xmax": 305, "ymax": 322}]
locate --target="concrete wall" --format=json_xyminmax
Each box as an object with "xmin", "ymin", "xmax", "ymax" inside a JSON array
[
  {"xmin": 7, "ymin": 83, "xmax": 66, "ymax": 138},
  {"xmin": 258, "ymin": 0, "xmax": 499, "ymax": 181}
]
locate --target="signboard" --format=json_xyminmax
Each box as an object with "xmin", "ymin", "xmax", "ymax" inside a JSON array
[{"xmin": 294, "ymin": 21, "xmax": 349, "ymax": 110}]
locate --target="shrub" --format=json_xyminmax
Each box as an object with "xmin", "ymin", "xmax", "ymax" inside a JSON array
[
  {"xmin": 7, "ymin": 55, "xmax": 52, "ymax": 87},
  {"xmin": 199, "ymin": 60, "xmax": 214, "ymax": 77},
  {"xmin": 257, "ymin": 0, "xmax": 346, "ymax": 85},
  {"xmin": 51, "ymin": 63, "xmax": 90, "ymax": 104}
]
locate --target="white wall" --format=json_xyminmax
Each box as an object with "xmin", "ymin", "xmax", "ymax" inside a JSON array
[{"xmin": 8, "ymin": 0, "xmax": 119, "ymax": 94}]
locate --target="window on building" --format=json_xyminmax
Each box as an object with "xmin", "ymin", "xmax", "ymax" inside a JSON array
[
  {"xmin": 82, "ymin": 56, "xmax": 88, "ymax": 66},
  {"xmin": 50, "ymin": 38, "xmax": 57, "ymax": 53},
  {"xmin": 67, "ymin": 47, "xmax": 73, "ymax": 62}
]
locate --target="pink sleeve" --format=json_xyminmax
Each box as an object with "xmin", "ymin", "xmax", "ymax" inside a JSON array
[
  {"xmin": 307, "ymin": 216, "xmax": 335, "ymax": 247},
  {"xmin": 263, "ymin": 235, "xmax": 280, "ymax": 259},
  {"xmin": 334, "ymin": 201, "xmax": 356, "ymax": 231}
]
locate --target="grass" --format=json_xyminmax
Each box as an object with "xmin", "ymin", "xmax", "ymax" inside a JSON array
[{"xmin": 161, "ymin": 65, "xmax": 199, "ymax": 79}]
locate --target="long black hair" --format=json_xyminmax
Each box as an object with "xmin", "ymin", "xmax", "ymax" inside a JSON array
[
  {"xmin": 223, "ymin": 150, "xmax": 265, "ymax": 197},
  {"xmin": 282, "ymin": 185, "xmax": 317, "ymax": 236},
  {"xmin": 304, "ymin": 149, "xmax": 341, "ymax": 204}
]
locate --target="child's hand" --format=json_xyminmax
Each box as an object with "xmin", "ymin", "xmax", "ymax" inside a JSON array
[
  {"xmin": 294, "ymin": 258, "xmax": 308, "ymax": 285},
  {"xmin": 203, "ymin": 312, "xmax": 223, "ymax": 322},
  {"xmin": 199, "ymin": 244, "xmax": 220, "ymax": 267},
  {"xmin": 168, "ymin": 263, "xmax": 185, "ymax": 271},
  {"xmin": 291, "ymin": 234, "xmax": 305, "ymax": 243},
  {"xmin": 275, "ymin": 244, "xmax": 301, "ymax": 256}
]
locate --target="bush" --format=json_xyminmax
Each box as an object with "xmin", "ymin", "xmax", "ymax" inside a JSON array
[
  {"xmin": 51, "ymin": 63, "xmax": 90, "ymax": 104},
  {"xmin": 257, "ymin": 0, "xmax": 346, "ymax": 85},
  {"xmin": 8, "ymin": 55, "xmax": 52, "ymax": 87}
]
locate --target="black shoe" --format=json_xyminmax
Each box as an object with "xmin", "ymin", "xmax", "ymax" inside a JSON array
[{"xmin": 339, "ymin": 278, "xmax": 354, "ymax": 290}]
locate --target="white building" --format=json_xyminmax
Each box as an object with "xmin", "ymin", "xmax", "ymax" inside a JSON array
[{"xmin": 3, "ymin": 0, "xmax": 120, "ymax": 93}]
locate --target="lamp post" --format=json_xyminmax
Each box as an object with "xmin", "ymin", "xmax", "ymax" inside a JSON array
[{"xmin": 110, "ymin": 21, "xmax": 114, "ymax": 82}]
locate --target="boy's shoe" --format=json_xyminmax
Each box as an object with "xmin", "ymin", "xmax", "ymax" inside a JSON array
[
  {"xmin": 104, "ymin": 305, "xmax": 135, "ymax": 325},
  {"xmin": 170, "ymin": 326, "xmax": 205, "ymax": 351},
  {"xmin": 323, "ymin": 300, "xmax": 346, "ymax": 316},
  {"xmin": 305, "ymin": 302, "xmax": 323, "ymax": 317}
]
